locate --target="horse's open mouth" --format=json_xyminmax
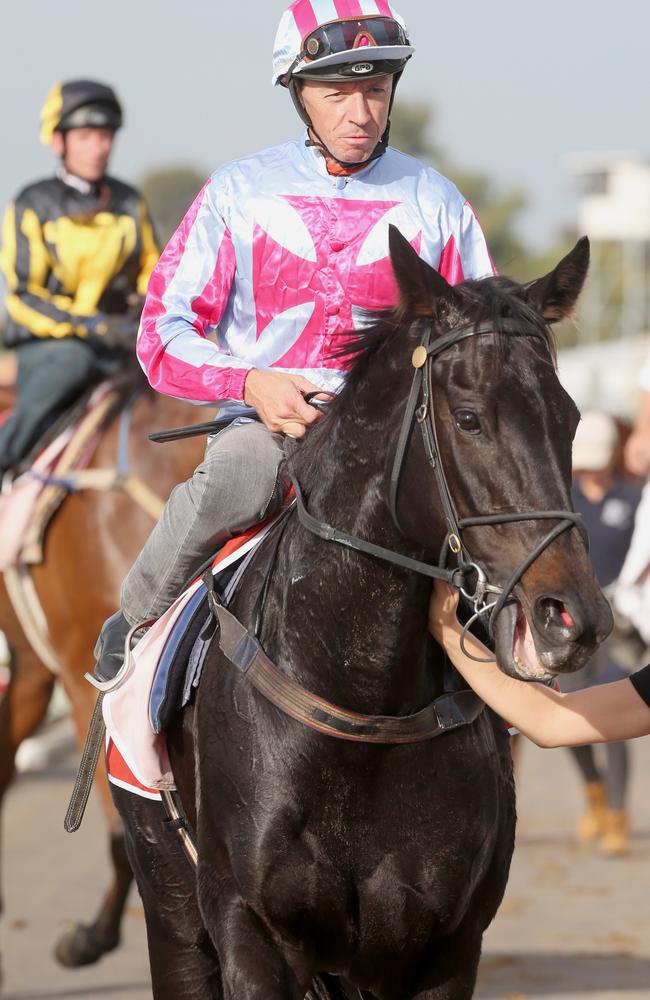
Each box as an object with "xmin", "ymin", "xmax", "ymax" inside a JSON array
[{"xmin": 497, "ymin": 601, "xmax": 556, "ymax": 683}]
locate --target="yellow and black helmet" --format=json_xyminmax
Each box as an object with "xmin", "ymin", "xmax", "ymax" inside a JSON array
[{"xmin": 40, "ymin": 79, "xmax": 123, "ymax": 145}]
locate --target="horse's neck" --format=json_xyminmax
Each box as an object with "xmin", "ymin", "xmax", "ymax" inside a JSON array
[
  {"xmin": 265, "ymin": 415, "xmax": 444, "ymax": 716},
  {"xmin": 102, "ymin": 390, "xmax": 209, "ymax": 488}
]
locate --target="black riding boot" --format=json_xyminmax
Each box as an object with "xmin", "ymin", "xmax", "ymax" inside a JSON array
[{"xmin": 93, "ymin": 610, "xmax": 133, "ymax": 683}]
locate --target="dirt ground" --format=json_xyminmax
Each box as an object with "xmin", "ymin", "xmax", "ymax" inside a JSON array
[{"xmin": 2, "ymin": 728, "xmax": 649, "ymax": 999}]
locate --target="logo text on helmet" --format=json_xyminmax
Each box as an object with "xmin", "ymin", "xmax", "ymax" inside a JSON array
[{"xmin": 351, "ymin": 63, "xmax": 375, "ymax": 74}]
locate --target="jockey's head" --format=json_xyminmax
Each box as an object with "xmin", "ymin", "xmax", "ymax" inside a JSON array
[
  {"xmin": 40, "ymin": 80, "xmax": 123, "ymax": 183},
  {"xmin": 273, "ymin": 1, "xmax": 414, "ymax": 169}
]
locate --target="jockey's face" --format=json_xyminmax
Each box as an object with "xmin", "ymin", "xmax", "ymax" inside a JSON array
[
  {"xmin": 300, "ymin": 76, "xmax": 392, "ymax": 163},
  {"xmin": 51, "ymin": 127, "xmax": 115, "ymax": 182}
]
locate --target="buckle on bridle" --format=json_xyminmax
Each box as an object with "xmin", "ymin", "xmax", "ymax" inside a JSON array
[{"xmin": 448, "ymin": 533, "xmax": 462, "ymax": 555}]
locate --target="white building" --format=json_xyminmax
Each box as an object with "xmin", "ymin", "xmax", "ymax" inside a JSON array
[{"xmin": 560, "ymin": 154, "xmax": 650, "ymax": 416}]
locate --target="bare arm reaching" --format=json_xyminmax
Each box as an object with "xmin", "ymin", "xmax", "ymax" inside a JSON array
[{"xmin": 429, "ymin": 584, "xmax": 650, "ymax": 748}]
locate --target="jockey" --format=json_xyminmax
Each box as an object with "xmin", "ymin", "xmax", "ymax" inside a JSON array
[
  {"xmin": 0, "ymin": 79, "xmax": 159, "ymax": 479},
  {"xmin": 93, "ymin": 0, "xmax": 495, "ymax": 680}
]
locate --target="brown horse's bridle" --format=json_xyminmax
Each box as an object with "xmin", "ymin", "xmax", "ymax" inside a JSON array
[{"xmin": 292, "ymin": 318, "xmax": 586, "ymax": 657}]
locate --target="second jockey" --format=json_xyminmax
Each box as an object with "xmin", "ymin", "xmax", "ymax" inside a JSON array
[
  {"xmin": 94, "ymin": 0, "xmax": 495, "ymax": 680},
  {"xmin": 0, "ymin": 80, "xmax": 159, "ymax": 480}
]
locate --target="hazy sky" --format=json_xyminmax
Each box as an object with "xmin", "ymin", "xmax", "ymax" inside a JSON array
[{"xmin": 1, "ymin": 0, "xmax": 649, "ymax": 265}]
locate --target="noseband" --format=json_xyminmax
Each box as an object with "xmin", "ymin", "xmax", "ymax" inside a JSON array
[{"xmin": 290, "ymin": 317, "xmax": 585, "ymax": 658}]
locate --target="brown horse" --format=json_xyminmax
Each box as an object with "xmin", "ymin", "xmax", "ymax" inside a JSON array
[{"xmin": 0, "ymin": 376, "xmax": 205, "ymax": 978}]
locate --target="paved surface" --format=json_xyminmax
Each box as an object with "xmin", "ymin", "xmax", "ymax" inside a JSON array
[
  {"xmin": 476, "ymin": 735, "xmax": 650, "ymax": 1000},
  {"xmin": 2, "ymin": 754, "xmax": 150, "ymax": 1000},
  {"xmin": 2, "ymin": 731, "xmax": 649, "ymax": 999}
]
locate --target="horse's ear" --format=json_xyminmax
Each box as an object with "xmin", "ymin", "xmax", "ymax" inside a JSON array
[
  {"xmin": 389, "ymin": 225, "xmax": 452, "ymax": 316},
  {"xmin": 526, "ymin": 237, "xmax": 590, "ymax": 322}
]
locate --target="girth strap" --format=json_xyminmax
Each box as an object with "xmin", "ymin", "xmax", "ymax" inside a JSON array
[{"xmin": 214, "ymin": 603, "xmax": 484, "ymax": 744}]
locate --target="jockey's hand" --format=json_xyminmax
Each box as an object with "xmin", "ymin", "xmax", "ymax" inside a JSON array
[{"xmin": 244, "ymin": 369, "xmax": 327, "ymax": 438}]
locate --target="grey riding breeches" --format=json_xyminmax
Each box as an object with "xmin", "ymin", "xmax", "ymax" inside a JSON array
[{"xmin": 120, "ymin": 420, "xmax": 285, "ymax": 625}]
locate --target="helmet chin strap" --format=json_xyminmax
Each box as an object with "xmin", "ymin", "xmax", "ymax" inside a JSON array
[
  {"xmin": 305, "ymin": 127, "xmax": 389, "ymax": 170},
  {"xmin": 289, "ymin": 75, "xmax": 400, "ymax": 171}
]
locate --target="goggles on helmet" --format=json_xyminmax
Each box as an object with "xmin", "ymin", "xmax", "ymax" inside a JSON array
[{"xmin": 300, "ymin": 16, "xmax": 407, "ymax": 63}]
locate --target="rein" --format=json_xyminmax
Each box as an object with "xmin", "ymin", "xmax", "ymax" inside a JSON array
[{"xmin": 289, "ymin": 317, "xmax": 585, "ymax": 659}]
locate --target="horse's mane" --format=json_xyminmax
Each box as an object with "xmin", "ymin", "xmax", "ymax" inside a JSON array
[
  {"xmin": 292, "ymin": 274, "xmax": 557, "ymax": 489},
  {"xmin": 342, "ymin": 275, "xmax": 557, "ymax": 384}
]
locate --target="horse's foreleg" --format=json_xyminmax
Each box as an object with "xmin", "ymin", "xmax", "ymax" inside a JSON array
[
  {"xmin": 0, "ymin": 642, "xmax": 55, "ymax": 991},
  {"xmin": 200, "ymin": 886, "xmax": 311, "ymax": 1000},
  {"xmin": 0, "ymin": 649, "xmax": 55, "ymax": 799},
  {"xmin": 54, "ymin": 675, "xmax": 135, "ymax": 968},
  {"xmin": 408, "ymin": 929, "xmax": 483, "ymax": 1000},
  {"xmin": 53, "ymin": 806, "xmax": 133, "ymax": 968},
  {"xmin": 111, "ymin": 784, "xmax": 223, "ymax": 999}
]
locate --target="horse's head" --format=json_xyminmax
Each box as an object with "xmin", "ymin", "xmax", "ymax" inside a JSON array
[{"xmin": 387, "ymin": 227, "xmax": 612, "ymax": 680}]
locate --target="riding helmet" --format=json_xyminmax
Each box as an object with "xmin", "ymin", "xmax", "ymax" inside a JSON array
[{"xmin": 40, "ymin": 79, "xmax": 123, "ymax": 145}]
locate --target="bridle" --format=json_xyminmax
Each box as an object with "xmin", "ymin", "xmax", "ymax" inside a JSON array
[{"xmin": 291, "ymin": 317, "xmax": 586, "ymax": 658}]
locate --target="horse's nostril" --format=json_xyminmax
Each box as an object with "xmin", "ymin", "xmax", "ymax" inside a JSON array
[{"xmin": 538, "ymin": 597, "xmax": 575, "ymax": 632}]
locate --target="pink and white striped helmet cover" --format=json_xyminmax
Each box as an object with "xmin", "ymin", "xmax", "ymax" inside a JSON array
[{"xmin": 272, "ymin": 0, "xmax": 411, "ymax": 86}]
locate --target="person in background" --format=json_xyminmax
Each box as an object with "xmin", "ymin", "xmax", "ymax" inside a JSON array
[
  {"xmin": 561, "ymin": 411, "xmax": 641, "ymax": 855},
  {"xmin": 0, "ymin": 79, "xmax": 159, "ymax": 481},
  {"xmin": 615, "ymin": 351, "xmax": 650, "ymax": 651},
  {"xmin": 624, "ymin": 353, "xmax": 650, "ymax": 478}
]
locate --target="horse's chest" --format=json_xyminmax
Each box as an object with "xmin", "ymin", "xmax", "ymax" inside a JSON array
[
  {"xmin": 251, "ymin": 816, "xmax": 497, "ymax": 983},
  {"xmin": 195, "ymin": 683, "xmax": 514, "ymax": 976},
  {"xmin": 247, "ymin": 748, "xmax": 508, "ymax": 961}
]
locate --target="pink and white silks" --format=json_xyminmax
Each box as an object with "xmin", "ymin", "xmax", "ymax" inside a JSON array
[{"xmin": 136, "ymin": 135, "xmax": 495, "ymax": 416}]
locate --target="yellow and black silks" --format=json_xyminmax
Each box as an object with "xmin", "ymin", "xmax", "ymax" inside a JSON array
[{"xmin": 0, "ymin": 174, "xmax": 159, "ymax": 347}]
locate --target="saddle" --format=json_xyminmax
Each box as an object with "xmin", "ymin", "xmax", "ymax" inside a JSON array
[
  {"xmin": 0, "ymin": 384, "xmax": 122, "ymax": 571},
  {"xmin": 149, "ymin": 506, "xmax": 292, "ymax": 734},
  {"xmin": 103, "ymin": 511, "xmax": 289, "ymax": 796}
]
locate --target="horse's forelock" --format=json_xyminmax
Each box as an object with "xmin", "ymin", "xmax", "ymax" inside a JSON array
[
  {"xmin": 453, "ymin": 276, "xmax": 557, "ymax": 368},
  {"xmin": 335, "ymin": 276, "xmax": 556, "ymax": 380}
]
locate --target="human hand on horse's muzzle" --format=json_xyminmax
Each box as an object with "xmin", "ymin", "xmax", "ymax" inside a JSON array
[{"xmin": 429, "ymin": 583, "xmax": 495, "ymax": 663}]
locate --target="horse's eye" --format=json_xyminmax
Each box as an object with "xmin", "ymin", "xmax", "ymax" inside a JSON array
[{"xmin": 454, "ymin": 409, "xmax": 481, "ymax": 434}]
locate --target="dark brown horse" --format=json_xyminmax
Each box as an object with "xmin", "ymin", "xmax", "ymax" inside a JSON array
[
  {"xmin": 114, "ymin": 232, "xmax": 612, "ymax": 999},
  {"xmin": 0, "ymin": 375, "xmax": 205, "ymax": 980}
]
